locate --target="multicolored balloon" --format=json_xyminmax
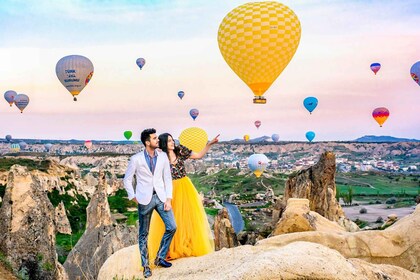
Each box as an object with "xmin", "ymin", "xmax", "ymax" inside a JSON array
[
  {"xmin": 306, "ymin": 131, "xmax": 315, "ymax": 142},
  {"xmin": 44, "ymin": 143, "xmax": 53, "ymax": 152},
  {"xmin": 218, "ymin": 2, "xmax": 301, "ymax": 104},
  {"xmin": 178, "ymin": 91, "xmax": 185, "ymax": 100},
  {"xmin": 244, "ymin": 135, "xmax": 250, "ymax": 142},
  {"xmin": 189, "ymin": 109, "xmax": 199, "ymax": 121},
  {"xmin": 4, "ymin": 90, "xmax": 17, "ymax": 107},
  {"xmin": 254, "ymin": 120, "xmax": 261, "ymax": 129},
  {"xmin": 136, "ymin": 58, "xmax": 146, "ymax": 70},
  {"xmin": 14, "ymin": 94, "xmax": 29, "ymax": 113},
  {"xmin": 10, "ymin": 143, "xmax": 20, "ymax": 152},
  {"xmin": 303, "ymin": 97, "xmax": 318, "ymax": 114},
  {"xmin": 370, "ymin": 63, "xmax": 381, "ymax": 75},
  {"xmin": 410, "ymin": 61, "xmax": 420, "ymax": 86},
  {"xmin": 179, "ymin": 127, "xmax": 208, "ymax": 153},
  {"xmin": 5, "ymin": 135, "xmax": 12, "ymax": 142},
  {"xmin": 124, "ymin": 131, "xmax": 133, "ymax": 140},
  {"xmin": 248, "ymin": 154, "xmax": 269, "ymax": 177},
  {"xmin": 84, "ymin": 140, "xmax": 93, "ymax": 150},
  {"xmin": 56, "ymin": 55, "xmax": 94, "ymax": 101},
  {"xmin": 372, "ymin": 107, "xmax": 390, "ymax": 127},
  {"xmin": 272, "ymin": 134, "xmax": 280, "ymax": 142}
]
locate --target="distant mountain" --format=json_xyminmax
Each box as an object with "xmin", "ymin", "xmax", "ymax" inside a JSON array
[
  {"xmin": 354, "ymin": 135, "xmax": 420, "ymax": 142},
  {"xmin": 229, "ymin": 136, "xmax": 272, "ymax": 143}
]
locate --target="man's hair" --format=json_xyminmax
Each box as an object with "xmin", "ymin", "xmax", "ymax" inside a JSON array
[{"xmin": 141, "ymin": 128, "xmax": 156, "ymax": 146}]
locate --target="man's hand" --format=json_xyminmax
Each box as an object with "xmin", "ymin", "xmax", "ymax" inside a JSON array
[
  {"xmin": 132, "ymin": 198, "xmax": 138, "ymax": 204},
  {"xmin": 164, "ymin": 199, "xmax": 172, "ymax": 211}
]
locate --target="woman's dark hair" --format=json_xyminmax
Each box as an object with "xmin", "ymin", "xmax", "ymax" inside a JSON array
[
  {"xmin": 159, "ymin": 133, "xmax": 181, "ymax": 157},
  {"xmin": 141, "ymin": 128, "xmax": 156, "ymax": 145}
]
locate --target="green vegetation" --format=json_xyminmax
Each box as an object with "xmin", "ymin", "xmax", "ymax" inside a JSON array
[
  {"xmin": 0, "ymin": 157, "xmax": 51, "ymax": 172},
  {"xmin": 0, "ymin": 251, "xmax": 13, "ymax": 273},
  {"xmin": 108, "ymin": 189, "xmax": 137, "ymax": 213},
  {"xmin": 205, "ymin": 208, "xmax": 219, "ymax": 217}
]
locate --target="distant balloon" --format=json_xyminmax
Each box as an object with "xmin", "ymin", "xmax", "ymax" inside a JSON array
[
  {"xmin": 14, "ymin": 94, "xmax": 29, "ymax": 113},
  {"xmin": 248, "ymin": 154, "xmax": 269, "ymax": 178},
  {"xmin": 370, "ymin": 63, "xmax": 381, "ymax": 75},
  {"xmin": 305, "ymin": 131, "xmax": 315, "ymax": 142},
  {"xmin": 84, "ymin": 140, "xmax": 93, "ymax": 150},
  {"xmin": 254, "ymin": 120, "xmax": 261, "ymax": 129},
  {"xmin": 4, "ymin": 90, "xmax": 17, "ymax": 107},
  {"xmin": 179, "ymin": 127, "xmax": 208, "ymax": 153},
  {"xmin": 372, "ymin": 107, "xmax": 390, "ymax": 127},
  {"xmin": 5, "ymin": 135, "xmax": 12, "ymax": 142},
  {"xmin": 243, "ymin": 135, "xmax": 250, "ymax": 142},
  {"xmin": 410, "ymin": 61, "xmax": 420, "ymax": 86},
  {"xmin": 56, "ymin": 55, "xmax": 94, "ymax": 101},
  {"xmin": 272, "ymin": 134, "xmax": 280, "ymax": 142},
  {"xmin": 303, "ymin": 97, "xmax": 318, "ymax": 114},
  {"xmin": 19, "ymin": 141, "xmax": 27, "ymax": 150},
  {"xmin": 124, "ymin": 131, "xmax": 133, "ymax": 140},
  {"xmin": 189, "ymin": 109, "xmax": 199, "ymax": 121},
  {"xmin": 44, "ymin": 143, "xmax": 53, "ymax": 152},
  {"xmin": 178, "ymin": 91, "xmax": 185, "ymax": 100},
  {"xmin": 10, "ymin": 143, "xmax": 20, "ymax": 152},
  {"xmin": 136, "ymin": 58, "xmax": 146, "ymax": 70}
]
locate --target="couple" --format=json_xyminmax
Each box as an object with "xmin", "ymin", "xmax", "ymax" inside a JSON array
[{"xmin": 123, "ymin": 128, "xmax": 219, "ymax": 278}]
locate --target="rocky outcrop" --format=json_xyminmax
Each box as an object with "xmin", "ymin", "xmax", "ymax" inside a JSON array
[
  {"xmin": 98, "ymin": 241, "xmax": 420, "ymax": 280},
  {"xmin": 0, "ymin": 165, "xmax": 68, "ymax": 280},
  {"xmin": 214, "ymin": 208, "xmax": 238, "ymax": 250},
  {"xmin": 283, "ymin": 151, "xmax": 344, "ymax": 221},
  {"xmin": 55, "ymin": 201, "xmax": 72, "ymax": 235},
  {"xmin": 63, "ymin": 171, "xmax": 137, "ymax": 280},
  {"xmin": 260, "ymin": 204, "xmax": 420, "ymax": 273}
]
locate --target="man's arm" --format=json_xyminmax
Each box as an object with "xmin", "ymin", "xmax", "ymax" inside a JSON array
[{"xmin": 123, "ymin": 156, "xmax": 137, "ymax": 202}]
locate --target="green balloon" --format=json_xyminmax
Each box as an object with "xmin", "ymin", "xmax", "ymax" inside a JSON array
[{"xmin": 124, "ymin": 130, "xmax": 133, "ymax": 140}]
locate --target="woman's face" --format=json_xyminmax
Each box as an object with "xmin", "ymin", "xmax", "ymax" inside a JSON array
[{"xmin": 167, "ymin": 136, "xmax": 175, "ymax": 151}]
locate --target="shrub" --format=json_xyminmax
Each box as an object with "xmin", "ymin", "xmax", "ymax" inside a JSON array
[
  {"xmin": 385, "ymin": 197, "xmax": 397, "ymax": 204},
  {"xmin": 376, "ymin": 216, "xmax": 384, "ymax": 223},
  {"xmin": 359, "ymin": 207, "xmax": 367, "ymax": 214}
]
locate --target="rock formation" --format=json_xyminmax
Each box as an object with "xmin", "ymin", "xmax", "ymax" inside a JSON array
[
  {"xmin": 63, "ymin": 171, "xmax": 137, "ymax": 280},
  {"xmin": 283, "ymin": 151, "xmax": 345, "ymax": 222},
  {"xmin": 0, "ymin": 165, "xmax": 68, "ymax": 280},
  {"xmin": 55, "ymin": 201, "xmax": 72, "ymax": 235},
  {"xmin": 213, "ymin": 208, "xmax": 238, "ymax": 250}
]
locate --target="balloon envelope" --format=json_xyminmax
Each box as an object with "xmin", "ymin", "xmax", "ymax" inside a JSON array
[
  {"xmin": 56, "ymin": 55, "xmax": 94, "ymax": 101},
  {"xmin": 272, "ymin": 134, "xmax": 280, "ymax": 142},
  {"xmin": 124, "ymin": 131, "xmax": 133, "ymax": 140},
  {"xmin": 4, "ymin": 90, "xmax": 17, "ymax": 106},
  {"xmin": 179, "ymin": 127, "xmax": 208, "ymax": 153},
  {"xmin": 303, "ymin": 97, "xmax": 318, "ymax": 114},
  {"xmin": 5, "ymin": 135, "xmax": 12, "ymax": 142},
  {"xmin": 306, "ymin": 131, "xmax": 315, "ymax": 142},
  {"xmin": 14, "ymin": 94, "xmax": 29, "ymax": 113},
  {"xmin": 218, "ymin": 2, "xmax": 301, "ymax": 104},
  {"xmin": 248, "ymin": 154, "xmax": 269, "ymax": 177},
  {"xmin": 178, "ymin": 91, "xmax": 185, "ymax": 100},
  {"xmin": 84, "ymin": 140, "xmax": 93, "ymax": 150},
  {"xmin": 189, "ymin": 109, "xmax": 199, "ymax": 120},
  {"xmin": 372, "ymin": 107, "xmax": 389, "ymax": 127},
  {"xmin": 243, "ymin": 135, "xmax": 250, "ymax": 142},
  {"xmin": 410, "ymin": 61, "xmax": 420, "ymax": 86},
  {"xmin": 10, "ymin": 143, "xmax": 20, "ymax": 152},
  {"xmin": 44, "ymin": 143, "xmax": 53, "ymax": 152},
  {"xmin": 136, "ymin": 58, "xmax": 146, "ymax": 70},
  {"xmin": 370, "ymin": 63, "xmax": 381, "ymax": 75},
  {"xmin": 254, "ymin": 120, "xmax": 261, "ymax": 129},
  {"xmin": 19, "ymin": 141, "xmax": 27, "ymax": 150}
]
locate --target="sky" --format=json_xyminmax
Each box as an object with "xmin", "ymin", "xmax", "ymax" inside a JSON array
[{"xmin": 0, "ymin": 0, "xmax": 419, "ymax": 142}]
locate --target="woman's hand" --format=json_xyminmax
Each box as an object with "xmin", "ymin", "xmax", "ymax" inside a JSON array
[{"xmin": 208, "ymin": 134, "xmax": 220, "ymax": 146}]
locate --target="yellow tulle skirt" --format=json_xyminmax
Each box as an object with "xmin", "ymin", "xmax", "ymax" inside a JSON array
[{"xmin": 148, "ymin": 176, "xmax": 214, "ymax": 263}]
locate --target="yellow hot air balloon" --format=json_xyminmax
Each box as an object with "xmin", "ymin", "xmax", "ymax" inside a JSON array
[
  {"xmin": 218, "ymin": 2, "xmax": 301, "ymax": 104},
  {"xmin": 179, "ymin": 127, "xmax": 208, "ymax": 153},
  {"xmin": 244, "ymin": 135, "xmax": 250, "ymax": 142}
]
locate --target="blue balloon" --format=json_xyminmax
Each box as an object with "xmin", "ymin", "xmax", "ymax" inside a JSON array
[
  {"xmin": 5, "ymin": 135, "xmax": 12, "ymax": 142},
  {"xmin": 303, "ymin": 97, "xmax": 318, "ymax": 114},
  {"xmin": 189, "ymin": 108, "xmax": 199, "ymax": 120},
  {"xmin": 178, "ymin": 91, "xmax": 185, "ymax": 100},
  {"xmin": 271, "ymin": 134, "xmax": 279, "ymax": 142},
  {"xmin": 305, "ymin": 131, "xmax": 315, "ymax": 142}
]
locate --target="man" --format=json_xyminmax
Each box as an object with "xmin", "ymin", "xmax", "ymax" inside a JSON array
[{"xmin": 124, "ymin": 128, "xmax": 177, "ymax": 278}]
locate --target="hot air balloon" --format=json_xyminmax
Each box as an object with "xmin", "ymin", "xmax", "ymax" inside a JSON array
[
  {"xmin": 410, "ymin": 61, "xmax": 420, "ymax": 86},
  {"xmin": 14, "ymin": 94, "xmax": 29, "ymax": 113},
  {"xmin": 254, "ymin": 120, "xmax": 261, "ymax": 129},
  {"xmin": 272, "ymin": 134, "xmax": 280, "ymax": 142},
  {"xmin": 56, "ymin": 55, "xmax": 94, "ymax": 101},
  {"xmin": 372, "ymin": 107, "xmax": 390, "ymax": 127},
  {"xmin": 5, "ymin": 135, "xmax": 12, "ymax": 142},
  {"xmin": 178, "ymin": 91, "xmax": 185, "ymax": 100},
  {"xmin": 248, "ymin": 154, "xmax": 269, "ymax": 177},
  {"xmin": 84, "ymin": 140, "xmax": 93, "ymax": 150},
  {"xmin": 303, "ymin": 97, "xmax": 318, "ymax": 114},
  {"xmin": 218, "ymin": 2, "xmax": 301, "ymax": 104},
  {"xmin": 306, "ymin": 131, "xmax": 315, "ymax": 142},
  {"xmin": 370, "ymin": 63, "xmax": 381, "ymax": 75},
  {"xmin": 4, "ymin": 90, "xmax": 17, "ymax": 107},
  {"xmin": 19, "ymin": 141, "xmax": 27, "ymax": 150},
  {"xmin": 124, "ymin": 131, "xmax": 133, "ymax": 141},
  {"xmin": 136, "ymin": 58, "xmax": 146, "ymax": 70},
  {"xmin": 44, "ymin": 143, "xmax": 53, "ymax": 152},
  {"xmin": 189, "ymin": 109, "xmax": 199, "ymax": 121},
  {"xmin": 179, "ymin": 127, "xmax": 208, "ymax": 153},
  {"xmin": 244, "ymin": 135, "xmax": 250, "ymax": 142},
  {"xmin": 10, "ymin": 143, "xmax": 20, "ymax": 153}
]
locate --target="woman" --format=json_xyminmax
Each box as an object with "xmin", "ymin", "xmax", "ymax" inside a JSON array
[{"xmin": 148, "ymin": 132, "xmax": 219, "ymax": 263}]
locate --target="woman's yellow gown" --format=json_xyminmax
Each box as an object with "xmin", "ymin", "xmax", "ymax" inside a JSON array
[{"xmin": 148, "ymin": 146, "xmax": 214, "ymax": 263}]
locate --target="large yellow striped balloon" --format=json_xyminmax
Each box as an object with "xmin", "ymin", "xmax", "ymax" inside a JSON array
[
  {"xmin": 179, "ymin": 127, "xmax": 208, "ymax": 153},
  {"xmin": 218, "ymin": 2, "xmax": 301, "ymax": 104}
]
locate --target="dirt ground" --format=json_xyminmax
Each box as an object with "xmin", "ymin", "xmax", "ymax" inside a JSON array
[{"xmin": 0, "ymin": 263, "xmax": 17, "ymax": 280}]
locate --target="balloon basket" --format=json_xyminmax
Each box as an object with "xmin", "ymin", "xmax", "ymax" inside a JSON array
[{"xmin": 253, "ymin": 96, "xmax": 266, "ymax": 104}]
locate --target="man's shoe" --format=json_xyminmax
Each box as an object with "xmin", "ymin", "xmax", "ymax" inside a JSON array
[
  {"xmin": 154, "ymin": 258, "xmax": 172, "ymax": 268},
  {"xmin": 143, "ymin": 266, "xmax": 152, "ymax": 278}
]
